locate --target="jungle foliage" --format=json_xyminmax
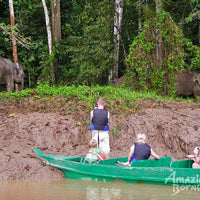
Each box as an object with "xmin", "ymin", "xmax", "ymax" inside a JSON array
[
  {"xmin": 126, "ymin": 10, "xmax": 200, "ymax": 96},
  {"xmin": 0, "ymin": 0, "xmax": 200, "ymax": 96}
]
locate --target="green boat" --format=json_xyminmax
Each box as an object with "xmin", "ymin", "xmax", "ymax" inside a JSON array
[{"xmin": 33, "ymin": 148, "xmax": 200, "ymax": 186}]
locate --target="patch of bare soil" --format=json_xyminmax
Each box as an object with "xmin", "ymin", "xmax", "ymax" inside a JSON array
[{"xmin": 0, "ymin": 99, "xmax": 200, "ymax": 181}]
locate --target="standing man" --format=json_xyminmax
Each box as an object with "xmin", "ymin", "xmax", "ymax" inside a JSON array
[{"xmin": 89, "ymin": 98, "xmax": 110, "ymax": 156}]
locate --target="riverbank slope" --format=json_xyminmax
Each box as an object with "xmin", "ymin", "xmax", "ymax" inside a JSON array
[{"xmin": 0, "ymin": 98, "xmax": 200, "ymax": 180}]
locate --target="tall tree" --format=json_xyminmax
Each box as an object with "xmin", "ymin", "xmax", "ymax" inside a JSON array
[
  {"xmin": 137, "ymin": 1, "xmax": 142, "ymax": 32},
  {"xmin": 9, "ymin": 0, "xmax": 21, "ymax": 91},
  {"xmin": 50, "ymin": 0, "xmax": 61, "ymax": 84},
  {"xmin": 41, "ymin": 0, "xmax": 54, "ymax": 82},
  {"xmin": 41, "ymin": 0, "xmax": 52, "ymax": 55},
  {"xmin": 109, "ymin": 0, "xmax": 124, "ymax": 83},
  {"xmin": 51, "ymin": 0, "xmax": 61, "ymax": 43},
  {"xmin": 9, "ymin": 0, "xmax": 18, "ymax": 63}
]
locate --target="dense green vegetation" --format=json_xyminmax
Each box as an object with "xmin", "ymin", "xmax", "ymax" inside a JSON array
[
  {"xmin": 126, "ymin": 10, "xmax": 200, "ymax": 95},
  {"xmin": 0, "ymin": 0, "xmax": 200, "ymax": 96}
]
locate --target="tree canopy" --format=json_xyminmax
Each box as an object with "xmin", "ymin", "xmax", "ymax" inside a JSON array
[{"xmin": 0, "ymin": 0, "xmax": 199, "ymax": 96}]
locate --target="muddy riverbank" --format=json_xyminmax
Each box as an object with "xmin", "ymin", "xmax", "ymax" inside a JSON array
[{"xmin": 0, "ymin": 98, "xmax": 200, "ymax": 180}]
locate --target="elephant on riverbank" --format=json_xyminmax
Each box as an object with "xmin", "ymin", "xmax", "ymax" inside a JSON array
[
  {"xmin": 0, "ymin": 56, "xmax": 24, "ymax": 92},
  {"xmin": 175, "ymin": 71, "xmax": 200, "ymax": 98}
]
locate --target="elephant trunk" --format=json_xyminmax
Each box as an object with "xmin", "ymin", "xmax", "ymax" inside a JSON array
[{"xmin": 14, "ymin": 63, "xmax": 24, "ymax": 91}]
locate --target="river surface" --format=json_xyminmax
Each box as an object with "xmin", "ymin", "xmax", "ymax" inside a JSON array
[{"xmin": 0, "ymin": 178, "xmax": 200, "ymax": 200}]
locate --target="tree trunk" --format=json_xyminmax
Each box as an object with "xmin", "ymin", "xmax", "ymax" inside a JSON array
[
  {"xmin": 154, "ymin": 0, "xmax": 162, "ymax": 66},
  {"xmin": 109, "ymin": 0, "xmax": 124, "ymax": 83},
  {"xmin": 9, "ymin": 0, "xmax": 20, "ymax": 91},
  {"xmin": 51, "ymin": 0, "xmax": 61, "ymax": 83},
  {"xmin": 41, "ymin": 0, "xmax": 54, "ymax": 82},
  {"xmin": 51, "ymin": 0, "xmax": 61, "ymax": 43},
  {"xmin": 137, "ymin": 1, "xmax": 142, "ymax": 33},
  {"xmin": 41, "ymin": 0, "xmax": 52, "ymax": 55},
  {"xmin": 198, "ymin": 20, "xmax": 200, "ymax": 45},
  {"xmin": 9, "ymin": 0, "xmax": 18, "ymax": 64},
  {"xmin": 137, "ymin": 0, "xmax": 149, "ymax": 33}
]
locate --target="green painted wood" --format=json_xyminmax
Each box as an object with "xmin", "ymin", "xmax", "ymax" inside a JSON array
[
  {"xmin": 32, "ymin": 148, "xmax": 81, "ymax": 162},
  {"xmin": 131, "ymin": 157, "xmax": 171, "ymax": 167},
  {"xmin": 98, "ymin": 157, "xmax": 128, "ymax": 165},
  {"xmin": 171, "ymin": 159, "xmax": 193, "ymax": 168}
]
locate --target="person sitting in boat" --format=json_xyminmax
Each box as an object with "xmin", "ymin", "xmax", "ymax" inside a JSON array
[
  {"xmin": 118, "ymin": 133, "xmax": 160, "ymax": 166},
  {"xmin": 186, "ymin": 147, "xmax": 200, "ymax": 168},
  {"xmin": 84, "ymin": 139, "xmax": 107, "ymax": 164}
]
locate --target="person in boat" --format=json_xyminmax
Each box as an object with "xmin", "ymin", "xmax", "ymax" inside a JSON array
[
  {"xmin": 84, "ymin": 139, "xmax": 107, "ymax": 164},
  {"xmin": 89, "ymin": 98, "xmax": 110, "ymax": 156},
  {"xmin": 186, "ymin": 147, "xmax": 200, "ymax": 168},
  {"xmin": 118, "ymin": 133, "xmax": 160, "ymax": 166}
]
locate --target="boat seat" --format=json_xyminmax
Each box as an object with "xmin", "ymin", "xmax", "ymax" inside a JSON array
[
  {"xmin": 131, "ymin": 157, "xmax": 172, "ymax": 168},
  {"xmin": 98, "ymin": 157, "xmax": 128, "ymax": 165},
  {"xmin": 171, "ymin": 159, "xmax": 193, "ymax": 168}
]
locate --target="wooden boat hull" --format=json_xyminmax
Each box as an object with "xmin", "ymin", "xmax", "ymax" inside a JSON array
[
  {"xmin": 33, "ymin": 148, "xmax": 81, "ymax": 162},
  {"xmin": 49, "ymin": 159, "xmax": 174, "ymax": 185},
  {"xmin": 33, "ymin": 148, "xmax": 200, "ymax": 186}
]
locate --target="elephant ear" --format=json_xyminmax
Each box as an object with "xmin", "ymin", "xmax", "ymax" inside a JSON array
[
  {"xmin": 194, "ymin": 74, "xmax": 200, "ymax": 86},
  {"xmin": 13, "ymin": 67, "xmax": 18, "ymax": 81},
  {"xmin": 16, "ymin": 63, "xmax": 20, "ymax": 74},
  {"xmin": 197, "ymin": 74, "xmax": 200, "ymax": 82},
  {"xmin": 13, "ymin": 63, "xmax": 24, "ymax": 82}
]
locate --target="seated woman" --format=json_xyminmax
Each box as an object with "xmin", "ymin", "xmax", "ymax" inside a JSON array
[
  {"xmin": 84, "ymin": 139, "xmax": 107, "ymax": 164},
  {"xmin": 186, "ymin": 147, "xmax": 200, "ymax": 168},
  {"xmin": 118, "ymin": 133, "xmax": 160, "ymax": 166}
]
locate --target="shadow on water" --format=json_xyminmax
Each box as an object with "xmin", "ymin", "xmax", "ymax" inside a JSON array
[{"xmin": 0, "ymin": 178, "xmax": 200, "ymax": 200}]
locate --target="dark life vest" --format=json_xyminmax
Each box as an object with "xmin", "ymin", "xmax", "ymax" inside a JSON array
[
  {"xmin": 133, "ymin": 142, "xmax": 151, "ymax": 161},
  {"xmin": 92, "ymin": 109, "xmax": 108, "ymax": 130}
]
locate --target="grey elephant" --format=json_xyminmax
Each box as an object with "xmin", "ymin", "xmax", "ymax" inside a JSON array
[
  {"xmin": 0, "ymin": 56, "xmax": 24, "ymax": 92},
  {"xmin": 175, "ymin": 71, "xmax": 200, "ymax": 98}
]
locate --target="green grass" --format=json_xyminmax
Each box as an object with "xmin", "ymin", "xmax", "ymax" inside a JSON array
[{"xmin": 0, "ymin": 83, "xmax": 198, "ymax": 113}]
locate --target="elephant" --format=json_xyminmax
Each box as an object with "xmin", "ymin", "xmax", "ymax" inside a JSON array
[
  {"xmin": 109, "ymin": 72, "xmax": 200, "ymax": 98},
  {"xmin": 0, "ymin": 56, "xmax": 24, "ymax": 92},
  {"xmin": 175, "ymin": 71, "xmax": 200, "ymax": 98}
]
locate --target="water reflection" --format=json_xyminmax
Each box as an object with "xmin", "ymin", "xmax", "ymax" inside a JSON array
[
  {"xmin": 86, "ymin": 184, "xmax": 121, "ymax": 200},
  {"xmin": 0, "ymin": 178, "xmax": 200, "ymax": 200}
]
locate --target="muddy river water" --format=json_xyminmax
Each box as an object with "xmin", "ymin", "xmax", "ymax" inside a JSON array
[{"xmin": 0, "ymin": 178, "xmax": 200, "ymax": 200}]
